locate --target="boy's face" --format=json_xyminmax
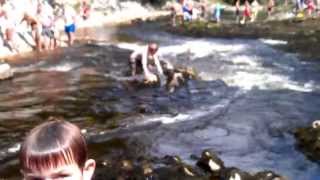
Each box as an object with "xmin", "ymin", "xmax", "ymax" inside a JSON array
[
  {"xmin": 148, "ymin": 47, "xmax": 158, "ymax": 56},
  {"xmin": 22, "ymin": 159, "xmax": 95, "ymax": 180}
]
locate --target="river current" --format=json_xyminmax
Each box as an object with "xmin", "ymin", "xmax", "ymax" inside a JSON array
[{"xmin": 0, "ymin": 22, "xmax": 320, "ymax": 179}]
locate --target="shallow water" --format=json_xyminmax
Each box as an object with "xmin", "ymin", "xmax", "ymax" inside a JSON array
[{"xmin": 0, "ymin": 22, "xmax": 320, "ymax": 179}]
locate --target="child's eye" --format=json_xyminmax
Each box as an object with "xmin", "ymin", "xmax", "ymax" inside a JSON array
[
  {"xmin": 55, "ymin": 173, "xmax": 71, "ymax": 179},
  {"xmin": 26, "ymin": 178, "xmax": 43, "ymax": 180}
]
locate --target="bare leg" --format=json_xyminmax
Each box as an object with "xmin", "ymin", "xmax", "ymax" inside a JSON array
[
  {"xmin": 129, "ymin": 57, "xmax": 137, "ymax": 76},
  {"xmin": 67, "ymin": 32, "xmax": 72, "ymax": 46}
]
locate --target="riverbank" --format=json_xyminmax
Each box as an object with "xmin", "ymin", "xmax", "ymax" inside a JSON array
[
  {"xmin": 166, "ymin": 16, "xmax": 320, "ymax": 60},
  {"xmin": 0, "ymin": 5, "xmax": 170, "ymax": 60}
]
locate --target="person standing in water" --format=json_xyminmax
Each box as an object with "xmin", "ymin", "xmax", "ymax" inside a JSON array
[
  {"xmin": 129, "ymin": 43, "xmax": 164, "ymax": 83},
  {"xmin": 63, "ymin": 4, "xmax": 77, "ymax": 46}
]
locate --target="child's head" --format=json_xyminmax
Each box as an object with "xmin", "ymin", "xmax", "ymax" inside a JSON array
[
  {"xmin": 148, "ymin": 43, "xmax": 159, "ymax": 55},
  {"xmin": 20, "ymin": 118, "xmax": 95, "ymax": 180}
]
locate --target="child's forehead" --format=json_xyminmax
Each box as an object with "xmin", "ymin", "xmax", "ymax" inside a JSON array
[{"xmin": 24, "ymin": 162, "xmax": 81, "ymax": 174}]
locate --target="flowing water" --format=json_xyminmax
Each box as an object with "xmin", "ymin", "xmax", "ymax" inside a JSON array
[{"xmin": 0, "ymin": 21, "xmax": 320, "ymax": 179}]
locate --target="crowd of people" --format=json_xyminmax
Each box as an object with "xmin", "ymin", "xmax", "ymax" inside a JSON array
[
  {"xmin": 0, "ymin": 0, "xmax": 91, "ymax": 53},
  {"xmin": 170, "ymin": 0, "xmax": 320, "ymax": 25}
]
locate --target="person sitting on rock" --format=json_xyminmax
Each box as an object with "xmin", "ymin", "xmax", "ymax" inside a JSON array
[
  {"xmin": 19, "ymin": 118, "xmax": 96, "ymax": 180},
  {"xmin": 129, "ymin": 43, "xmax": 164, "ymax": 83}
]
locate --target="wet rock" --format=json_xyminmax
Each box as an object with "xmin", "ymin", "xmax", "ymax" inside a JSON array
[
  {"xmin": 142, "ymin": 161, "xmax": 153, "ymax": 176},
  {"xmin": 166, "ymin": 67, "xmax": 197, "ymax": 93},
  {"xmin": 312, "ymin": 120, "xmax": 320, "ymax": 129},
  {"xmin": 253, "ymin": 170, "xmax": 287, "ymax": 180},
  {"xmin": 92, "ymin": 150, "xmax": 286, "ymax": 180},
  {"xmin": 162, "ymin": 155, "xmax": 198, "ymax": 177},
  {"xmin": 294, "ymin": 120, "xmax": 320, "ymax": 161},
  {"xmin": 137, "ymin": 104, "xmax": 153, "ymax": 114},
  {"xmin": 221, "ymin": 167, "xmax": 254, "ymax": 180},
  {"xmin": 0, "ymin": 63, "xmax": 13, "ymax": 80},
  {"xmin": 121, "ymin": 160, "xmax": 134, "ymax": 171},
  {"xmin": 196, "ymin": 150, "xmax": 224, "ymax": 177}
]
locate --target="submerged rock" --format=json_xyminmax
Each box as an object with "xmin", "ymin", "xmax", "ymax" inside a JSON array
[
  {"xmin": 221, "ymin": 167, "xmax": 254, "ymax": 180},
  {"xmin": 253, "ymin": 170, "xmax": 287, "ymax": 180}
]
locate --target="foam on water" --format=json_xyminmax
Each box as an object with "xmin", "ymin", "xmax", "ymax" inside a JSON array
[
  {"xmin": 140, "ymin": 97, "xmax": 233, "ymax": 125},
  {"xmin": 259, "ymin": 39, "xmax": 288, "ymax": 45},
  {"xmin": 116, "ymin": 38, "xmax": 316, "ymax": 92},
  {"xmin": 116, "ymin": 42, "xmax": 143, "ymax": 51},
  {"xmin": 154, "ymin": 38, "xmax": 317, "ymax": 92},
  {"xmin": 42, "ymin": 62, "xmax": 82, "ymax": 72},
  {"xmin": 226, "ymin": 71, "xmax": 313, "ymax": 92},
  {"xmin": 159, "ymin": 40, "xmax": 246, "ymax": 59}
]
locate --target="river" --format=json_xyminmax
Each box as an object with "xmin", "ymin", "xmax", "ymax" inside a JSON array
[{"xmin": 0, "ymin": 21, "xmax": 320, "ymax": 180}]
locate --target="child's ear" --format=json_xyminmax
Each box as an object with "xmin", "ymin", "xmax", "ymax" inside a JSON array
[{"xmin": 83, "ymin": 159, "xmax": 96, "ymax": 180}]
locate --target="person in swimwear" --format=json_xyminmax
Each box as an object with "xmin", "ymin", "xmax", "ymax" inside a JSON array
[
  {"xmin": 241, "ymin": 0, "xmax": 251, "ymax": 24},
  {"xmin": 129, "ymin": 43, "xmax": 164, "ymax": 83},
  {"xmin": 63, "ymin": 4, "xmax": 77, "ymax": 46}
]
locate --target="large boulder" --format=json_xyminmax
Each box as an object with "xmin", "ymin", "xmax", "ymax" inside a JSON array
[
  {"xmin": 294, "ymin": 120, "xmax": 320, "ymax": 162},
  {"xmin": 0, "ymin": 63, "xmax": 13, "ymax": 80}
]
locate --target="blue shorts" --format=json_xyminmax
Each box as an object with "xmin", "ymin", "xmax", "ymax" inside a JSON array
[{"xmin": 65, "ymin": 24, "xmax": 76, "ymax": 33}]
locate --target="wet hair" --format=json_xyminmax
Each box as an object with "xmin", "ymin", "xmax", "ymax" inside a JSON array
[
  {"xmin": 148, "ymin": 43, "xmax": 159, "ymax": 53},
  {"xmin": 20, "ymin": 118, "xmax": 88, "ymax": 172}
]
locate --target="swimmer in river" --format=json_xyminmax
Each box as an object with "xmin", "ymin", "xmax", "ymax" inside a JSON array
[{"xmin": 129, "ymin": 43, "xmax": 164, "ymax": 84}]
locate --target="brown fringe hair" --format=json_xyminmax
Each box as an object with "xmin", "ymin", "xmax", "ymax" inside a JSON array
[{"xmin": 20, "ymin": 118, "xmax": 88, "ymax": 172}]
